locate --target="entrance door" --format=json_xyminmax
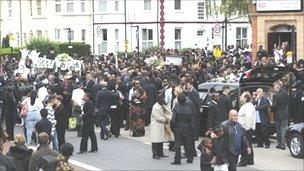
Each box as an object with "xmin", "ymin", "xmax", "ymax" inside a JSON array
[{"xmin": 267, "ymin": 32, "xmax": 297, "ymax": 56}]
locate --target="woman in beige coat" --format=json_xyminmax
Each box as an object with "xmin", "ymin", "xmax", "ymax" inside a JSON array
[{"xmin": 150, "ymin": 93, "xmax": 170, "ymax": 159}]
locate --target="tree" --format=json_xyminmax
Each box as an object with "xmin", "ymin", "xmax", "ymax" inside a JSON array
[{"xmin": 205, "ymin": 0, "xmax": 252, "ymax": 19}]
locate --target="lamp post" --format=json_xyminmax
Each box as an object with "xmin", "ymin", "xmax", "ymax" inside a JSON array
[{"xmin": 132, "ymin": 25, "xmax": 139, "ymax": 54}]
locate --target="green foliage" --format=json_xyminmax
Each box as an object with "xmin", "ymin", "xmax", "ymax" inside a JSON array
[
  {"xmin": 26, "ymin": 37, "xmax": 59, "ymax": 57},
  {"xmin": 205, "ymin": 0, "xmax": 252, "ymax": 19},
  {"xmin": 116, "ymin": 51, "xmax": 133, "ymax": 58},
  {"xmin": 58, "ymin": 42, "xmax": 91, "ymax": 57},
  {"xmin": 0, "ymin": 48, "xmax": 21, "ymax": 58},
  {"xmin": 141, "ymin": 46, "xmax": 161, "ymax": 58}
]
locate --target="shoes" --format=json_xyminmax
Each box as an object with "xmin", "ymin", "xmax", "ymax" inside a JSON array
[
  {"xmin": 237, "ymin": 163, "xmax": 247, "ymax": 167},
  {"xmin": 171, "ymin": 161, "xmax": 181, "ymax": 165},
  {"xmin": 77, "ymin": 151, "xmax": 87, "ymax": 154},
  {"xmin": 160, "ymin": 154, "xmax": 169, "ymax": 158},
  {"xmin": 153, "ymin": 156, "xmax": 161, "ymax": 159},
  {"xmin": 104, "ymin": 135, "xmax": 109, "ymax": 140},
  {"xmin": 115, "ymin": 135, "xmax": 118, "ymax": 138},
  {"xmin": 186, "ymin": 159, "xmax": 193, "ymax": 163},
  {"xmin": 124, "ymin": 127, "xmax": 129, "ymax": 131},
  {"xmin": 265, "ymin": 145, "xmax": 270, "ymax": 149},
  {"xmin": 276, "ymin": 145, "xmax": 286, "ymax": 150},
  {"xmin": 254, "ymin": 145, "xmax": 263, "ymax": 148},
  {"xmin": 247, "ymin": 162, "xmax": 254, "ymax": 165},
  {"xmin": 88, "ymin": 150, "xmax": 98, "ymax": 153}
]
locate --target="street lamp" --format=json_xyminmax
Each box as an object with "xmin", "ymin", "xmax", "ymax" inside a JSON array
[
  {"xmin": 132, "ymin": 25, "xmax": 139, "ymax": 54},
  {"xmin": 64, "ymin": 28, "xmax": 72, "ymax": 49}
]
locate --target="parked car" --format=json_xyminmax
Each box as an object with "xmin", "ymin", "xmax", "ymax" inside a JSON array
[
  {"xmin": 285, "ymin": 122, "xmax": 304, "ymax": 158},
  {"xmin": 198, "ymin": 66, "xmax": 302, "ymax": 134}
]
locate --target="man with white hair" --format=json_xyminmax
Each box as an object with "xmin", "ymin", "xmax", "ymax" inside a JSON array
[{"xmin": 271, "ymin": 81, "xmax": 289, "ymax": 150}]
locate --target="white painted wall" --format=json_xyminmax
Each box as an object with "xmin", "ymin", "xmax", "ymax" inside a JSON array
[{"xmin": 1, "ymin": 0, "xmax": 252, "ymax": 55}]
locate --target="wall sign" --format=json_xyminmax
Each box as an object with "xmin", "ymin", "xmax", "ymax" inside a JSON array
[{"xmin": 257, "ymin": 0, "xmax": 302, "ymax": 12}]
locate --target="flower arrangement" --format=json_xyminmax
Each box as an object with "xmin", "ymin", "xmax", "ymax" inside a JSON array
[
  {"xmin": 56, "ymin": 53, "xmax": 73, "ymax": 62},
  {"xmin": 144, "ymin": 55, "xmax": 164, "ymax": 69}
]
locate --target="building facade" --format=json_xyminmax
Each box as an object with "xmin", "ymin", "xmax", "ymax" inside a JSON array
[
  {"xmin": 93, "ymin": 0, "xmax": 252, "ymax": 54},
  {"xmin": 252, "ymin": 0, "xmax": 304, "ymax": 60},
  {"xmin": 0, "ymin": 0, "xmax": 252, "ymax": 55},
  {"xmin": 0, "ymin": 0, "xmax": 93, "ymax": 48}
]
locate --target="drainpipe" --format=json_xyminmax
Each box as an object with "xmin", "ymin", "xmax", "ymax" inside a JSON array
[
  {"xmin": 92, "ymin": 0, "xmax": 95, "ymax": 54},
  {"xmin": 19, "ymin": 0, "xmax": 23, "ymax": 46}
]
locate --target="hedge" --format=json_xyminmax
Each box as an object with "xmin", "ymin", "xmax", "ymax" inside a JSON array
[
  {"xmin": 26, "ymin": 37, "xmax": 59, "ymax": 57},
  {"xmin": 25, "ymin": 37, "xmax": 91, "ymax": 58},
  {"xmin": 58, "ymin": 42, "xmax": 91, "ymax": 57},
  {"xmin": 0, "ymin": 48, "xmax": 21, "ymax": 58}
]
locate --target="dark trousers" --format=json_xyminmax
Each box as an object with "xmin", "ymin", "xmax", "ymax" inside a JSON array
[
  {"xmin": 255, "ymin": 123, "xmax": 270, "ymax": 146},
  {"xmin": 145, "ymin": 108, "xmax": 152, "ymax": 126},
  {"xmin": 275, "ymin": 119, "xmax": 288, "ymax": 147},
  {"xmin": 193, "ymin": 115, "xmax": 201, "ymax": 140},
  {"xmin": 151, "ymin": 142, "xmax": 164, "ymax": 157},
  {"xmin": 80, "ymin": 126, "xmax": 98, "ymax": 152},
  {"xmin": 240, "ymin": 129, "xmax": 254, "ymax": 165},
  {"xmin": 173, "ymin": 129, "xmax": 193, "ymax": 162},
  {"xmin": 100, "ymin": 116, "xmax": 109, "ymax": 139},
  {"xmin": 122, "ymin": 103, "xmax": 129, "ymax": 128},
  {"xmin": 5, "ymin": 116, "xmax": 16, "ymax": 141},
  {"xmin": 110, "ymin": 109, "xmax": 121, "ymax": 136},
  {"xmin": 227, "ymin": 153, "xmax": 239, "ymax": 171},
  {"xmin": 56, "ymin": 127, "xmax": 66, "ymax": 149}
]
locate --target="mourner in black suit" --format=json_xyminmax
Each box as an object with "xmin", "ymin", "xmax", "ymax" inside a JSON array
[
  {"xmin": 95, "ymin": 81, "xmax": 113, "ymax": 140},
  {"xmin": 217, "ymin": 86, "xmax": 233, "ymax": 123},
  {"xmin": 170, "ymin": 93, "xmax": 195, "ymax": 165},
  {"xmin": 186, "ymin": 81, "xmax": 201, "ymax": 140},
  {"xmin": 272, "ymin": 82, "xmax": 289, "ymax": 150},
  {"xmin": 221, "ymin": 110, "xmax": 251, "ymax": 171},
  {"xmin": 254, "ymin": 88, "xmax": 271, "ymax": 148},
  {"xmin": 206, "ymin": 93, "xmax": 220, "ymax": 130},
  {"xmin": 55, "ymin": 96, "xmax": 68, "ymax": 149},
  {"xmin": 78, "ymin": 92, "xmax": 98, "ymax": 153}
]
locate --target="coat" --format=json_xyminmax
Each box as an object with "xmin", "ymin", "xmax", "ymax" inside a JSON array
[
  {"xmin": 0, "ymin": 154, "xmax": 16, "ymax": 171},
  {"xmin": 272, "ymin": 89, "xmax": 289, "ymax": 121},
  {"xmin": 255, "ymin": 96, "xmax": 271, "ymax": 125},
  {"xmin": 6, "ymin": 144, "xmax": 33, "ymax": 171},
  {"xmin": 81, "ymin": 100, "xmax": 95, "ymax": 137},
  {"xmin": 28, "ymin": 145, "xmax": 58, "ymax": 171},
  {"xmin": 217, "ymin": 93, "xmax": 233, "ymax": 123},
  {"xmin": 150, "ymin": 102, "xmax": 166, "ymax": 143},
  {"xmin": 163, "ymin": 105, "xmax": 174, "ymax": 142}
]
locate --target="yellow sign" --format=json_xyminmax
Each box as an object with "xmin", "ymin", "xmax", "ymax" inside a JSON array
[
  {"xmin": 286, "ymin": 51, "xmax": 293, "ymax": 64},
  {"xmin": 213, "ymin": 48, "xmax": 222, "ymax": 58}
]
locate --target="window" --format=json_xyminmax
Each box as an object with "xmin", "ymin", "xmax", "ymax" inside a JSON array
[
  {"xmin": 100, "ymin": 29, "xmax": 107, "ymax": 54},
  {"xmin": 54, "ymin": 0, "xmax": 61, "ymax": 12},
  {"xmin": 81, "ymin": 0, "xmax": 85, "ymax": 12},
  {"xmin": 67, "ymin": 0, "xmax": 74, "ymax": 12},
  {"xmin": 174, "ymin": 0, "xmax": 181, "ymax": 10},
  {"xmin": 115, "ymin": 29, "xmax": 119, "ymax": 52},
  {"xmin": 115, "ymin": 1, "xmax": 119, "ymax": 12},
  {"xmin": 37, "ymin": 30, "xmax": 42, "ymax": 37},
  {"xmin": 144, "ymin": 0, "xmax": 151, "ymax": 10},
  {"xmin": 236, "ymin": 27, "xmax": 248, "ymax": 47},
  {"xmin": 30, "ymin": 0, "xmax": 33, "ymax": 16},
  {"xmin": 197, "ymin": 30, "xmax": 204, "ymax": 36},
  {"xmin": 81, "ymin": 29, "xmax": 86, "ymax": 41},
  {"xmin": 8, "ymin": 0, "xmax": 12, "ymax": 17},
  {"xmin": 175, "ymin": 28, "xmax": 181, "ymax": 49},
  {"xmin": 99, "ymin": 0, "xmax": 107, "ymax": 12},
  {"xmin": 142, "ymin": 29, "xmax": 153, "ymax": 49},
  {"xmin": 197, "ymin": 2, "xmax": 204, "ymax": 20},
  {"xmin": 55, "ymin": 29, "xmax": 60, "ymax": 40},
  {"xmin": 37, "ymin": 0, "xmax": 42, "ymax": 15}
]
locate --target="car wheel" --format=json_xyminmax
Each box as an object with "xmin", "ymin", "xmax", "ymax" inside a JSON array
[{"xmin": 289, "ymin": 133, "xmax": 304, "ymax": 158}]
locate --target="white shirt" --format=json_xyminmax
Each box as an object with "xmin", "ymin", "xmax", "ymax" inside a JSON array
[
  {"xmin": 238, "ymin": 102, "xmax": 256, "ymax": 130},
  {"xmin": 38, "ymin": 86, "xmax": 48, "ymax": 102},
  {"xmin": 164, "ymin": 87, "xmax": 173, "ymax": 109}
]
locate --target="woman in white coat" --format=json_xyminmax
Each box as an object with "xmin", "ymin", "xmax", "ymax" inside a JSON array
[{"xmin": 150, "ymin": 93, "xmax": 170, "ymax": 159}]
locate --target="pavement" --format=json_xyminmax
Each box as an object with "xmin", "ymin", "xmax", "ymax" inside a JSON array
[{"xmin": 3, "ymin": 125, "xmax": 304, "ymax": 170}]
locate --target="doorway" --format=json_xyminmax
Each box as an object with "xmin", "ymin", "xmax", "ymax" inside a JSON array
[{"xmin": 267, "ymin": 25, "xmax": 297, "ymax": 57}]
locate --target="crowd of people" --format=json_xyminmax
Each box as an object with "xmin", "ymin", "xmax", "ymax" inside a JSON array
[{"xmin": 0, "ymin": 44, "xmax": 303, "ymax": 171}]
